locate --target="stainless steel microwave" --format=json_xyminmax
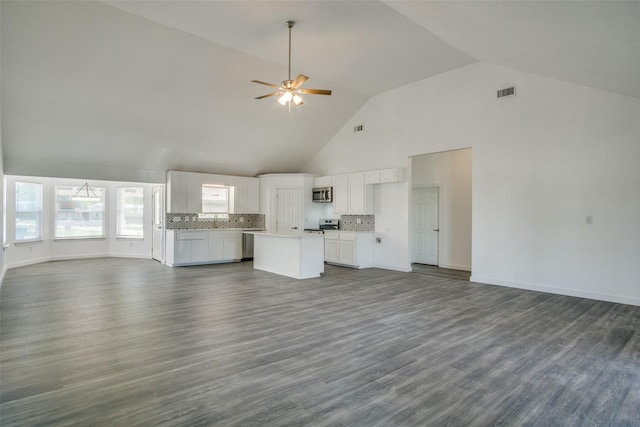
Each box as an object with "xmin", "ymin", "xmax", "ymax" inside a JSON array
[{"xmin": 312, "ymin": 187, "xmax": 333, "ymax": 203}]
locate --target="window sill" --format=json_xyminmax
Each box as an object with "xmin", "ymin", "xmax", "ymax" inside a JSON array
[
  {"xmin": 53, "ymin": 237, "xmax": 106, "ymax": 241},
  {"xmin": 115, "ymin": 236, "xmax": 144, "ymax": 240},
  {"xmin": 14, "ymin": 239, "xmax": 44, "ymax": 246}
]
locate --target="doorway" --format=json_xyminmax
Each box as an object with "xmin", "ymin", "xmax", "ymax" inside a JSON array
[
  {"xmin": 152, "ymin": 186, "xmax": 164, "ymax": 262},
  {"xmin": 410, "ymin": 148, "xmax": 472, "ymax": 274},
  {"xmin": 275, "ymin": 187, "xmax": 302, "ymax": 233}
]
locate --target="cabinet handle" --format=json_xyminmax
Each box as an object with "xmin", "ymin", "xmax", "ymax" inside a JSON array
[
  {"xmin": 433, "ymin": 229, "xmax": 440, "ymax": 232},
  {"xmin": 292, "ymin": 226, "xmax": 298, "ymax": 230}
]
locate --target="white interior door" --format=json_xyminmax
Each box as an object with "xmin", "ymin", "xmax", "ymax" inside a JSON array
[
  {"xmin": 413, "ymin": 187, "xmax": 439, "ymax": 265},
  {"xmin": 152, "ymin": 186, "xmax": 164, "ymax": 262},
  {"xmin": 276, "ymin": 187, "xmax": 301, "ymax": 233}
]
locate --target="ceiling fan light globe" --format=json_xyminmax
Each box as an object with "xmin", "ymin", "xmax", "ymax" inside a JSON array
[
  {"xmin": 279, "ymin": 91, "xmax": 293, "ymax": 105},
  {"xmin": 293, "ymin": 94, "xmax": 303, "ymax": 105}
]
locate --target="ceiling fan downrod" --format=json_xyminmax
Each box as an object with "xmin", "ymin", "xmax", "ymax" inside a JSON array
[{"xmin": 286, "ymin": 21, "xmax": 294, "ymax": 86}]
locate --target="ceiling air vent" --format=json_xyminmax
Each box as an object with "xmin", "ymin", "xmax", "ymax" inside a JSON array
[
  {"xmin": 353, "ymin": 124, "xmax": 364, "ymax": 132},
  {"xmin": 497, "ymin": 86, "xmax": 516, "ymax": 99}
]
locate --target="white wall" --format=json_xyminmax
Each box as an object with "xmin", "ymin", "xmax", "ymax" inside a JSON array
[
  {"xmin": 4, "ymin": 176, "xmax": 158, "ymax": 269},
  {"xmin": 411, "ymin": 149, "xmax": 472, "ymax": 271},
  {"xmin": 305, "ymin": 62, "xmax": 640, "ymax": 306}
]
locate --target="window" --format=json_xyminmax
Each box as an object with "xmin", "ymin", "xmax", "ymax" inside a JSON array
[
  {"xmin": 15, "ymin": 181, "xmax": 43, "ymax": 242},
  {"xmin": 55, "ymin": 185, "xmax": 105, "ymax": 239},
  {"xmin": 117, "ymin": 187, "xmax": 144, "ymax": 238},
  {"xmin": 202, "ymin": 185, "xmax": 230, "ymax": 213}
]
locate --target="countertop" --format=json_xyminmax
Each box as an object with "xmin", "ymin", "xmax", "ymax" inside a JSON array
[
  {"xmin": 167, "ymin": 228, "xmax": 265, "ymax": 231},
  {"xmin": 244, "ymin": 231, "xmax": 324, "ymax": 239}
]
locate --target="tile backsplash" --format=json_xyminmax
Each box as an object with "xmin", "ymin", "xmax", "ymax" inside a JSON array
[
  {"xmin": 165, "ymin": 213, "xmax": 265, "ymax": 230},
  {"xmin": 340, "ymin": 214, "xmax": 375, "ymax": 232}
]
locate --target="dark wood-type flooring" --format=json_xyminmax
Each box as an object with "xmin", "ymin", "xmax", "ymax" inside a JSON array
[{"xmin": 1, "ymin": 258, "xmax": 639, "ymax": 426}]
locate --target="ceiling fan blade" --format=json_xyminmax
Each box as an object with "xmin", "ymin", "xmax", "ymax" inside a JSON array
[
  {"xmin": 251, "ymin": 80, "xmax": 281, "ymax": 89},
  {"xmin": 255, "ymin": 92, "xmax": 281, "ymax": 99},
  {"xmin": 291, "ymin": 74, "xmax": 309, "ymax": 89},
  {"xmin": 298, "ymin": 88, "xmax": 332, "ymax": 96}
]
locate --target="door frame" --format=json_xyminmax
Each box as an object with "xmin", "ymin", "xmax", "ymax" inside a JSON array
[
  {"xmin": 151, "ymin": 185, "xmax": 165, "ymax": 262},
  {"xmin": 410, "ymin": 184, "xmax": 442, "ymax": 266}
]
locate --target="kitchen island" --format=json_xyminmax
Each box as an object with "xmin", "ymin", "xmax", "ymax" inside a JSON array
[{"xmin": 244, "ymin": 231, "xmax": 324, "ymax": 279}]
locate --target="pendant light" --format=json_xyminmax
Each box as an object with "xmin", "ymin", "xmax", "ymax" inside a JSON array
[{"xmin": 72, "ymin": 182, "xmax": 101, "ymax": 201}]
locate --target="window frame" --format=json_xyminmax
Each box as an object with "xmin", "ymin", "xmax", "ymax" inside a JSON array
[
  {"xmin": 14, "ymin": 180, "xmax": 44, "ymax": 243},
  {"xmin": 54, "ymin": 184, "xmax": 107, "ymax": 240},
  {"xmin": 116, "ymin": 186, "xmax": 144, "ymax": 239},
  {"xmin": 201, "ymin": 185, "xmax": 231, "ymax": 214}
]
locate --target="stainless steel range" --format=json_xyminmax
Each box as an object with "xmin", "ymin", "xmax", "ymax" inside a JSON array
[{"xmin": 304, "ymin": 218, "xmax": 339, "ymax": 234}]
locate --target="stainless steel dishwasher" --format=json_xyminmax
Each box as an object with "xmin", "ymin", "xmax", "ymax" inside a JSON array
[{"xmin": 242, "ymin": 232, "xmax": 254, "ymax": 260}]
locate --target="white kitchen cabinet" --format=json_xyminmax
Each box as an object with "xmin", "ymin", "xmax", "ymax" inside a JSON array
[
  {"xmin": 174, "ymin": 240, "xmax": 192, "ymax": 264},
  {"xmin": 364, "ymin": 168, "xmax": 405, "ymax": 184},
  {"xmin": 332, "ymin": 173, "xmax": 373, "ymax": 215},
  {"xmin": 324, "ymin": 231, "xmax": 373, "ymax": 269},
  {"xmin": 187, "ymin": 173, "xmax": 203, "ymax": 213},
  {"xmin": 233, "ymin": 177, "xmax": 259, "ymax": 214},
  {"xmin": 331, "ymin": 174, "xmax": 349, "ymax": 214},
  {"xmin": 209, "ymin": 230, "xmax": 242, "ymax": 261},
  {"xmin": 166, "ymin": 230, "xmax": 242, "ymax": 266},
  {"xmin": 167, "ymin": 230, "xmax": 209, "ymax": 265},
  {"xmin": 324, "ymin": 232, "xmax": 340, "ymax": 263},
  {"xmin": 167, "ymin": 171, "xmax": 189, "ymax": 213},
  {"xmin": 167, "ymin": 171, "xmax": 204, "ymax": 213},
  {"xmin": 168, "ymin": 171, "xmax": 260, "ymax": 214},
  {"xmin": 314, "ymin": 176, "xmax": 333, "ymax": 187}
]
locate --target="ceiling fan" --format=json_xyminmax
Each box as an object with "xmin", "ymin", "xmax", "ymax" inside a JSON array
[{"xmin": 252, "ymin": 21, "xmax": 332, "ymax": 109}]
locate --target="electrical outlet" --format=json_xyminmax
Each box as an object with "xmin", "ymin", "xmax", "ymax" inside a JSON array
[
  {"xmin": 239, "ymin": 217, "xmax": 245, "ymax": 223},
  {"xmin": 356, "ymin": 218, "xmax": 362, "ymax": 224}
]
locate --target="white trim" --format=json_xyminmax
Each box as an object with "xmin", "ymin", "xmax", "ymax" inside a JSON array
[
  {"xmin": 439, "ymin": 263, "xmax": 471, "ymax": 272},
  {"xmin": 0, "ymin": 264, "xmax": 7, "ymax": 288},
  {"xmin": 108, "ymin": 253, "xmax": 153, "ymax": 260},
  {"xmin": 373, "ymin": 263, "xmax": 412, "ymax": 272},
  {"xmin": 470, "ymin": 275, "xmax": 640, "ymax": 307},
  {"xmin": 7, "ymin": 253, "xmax": 151, "ymax": 270}
]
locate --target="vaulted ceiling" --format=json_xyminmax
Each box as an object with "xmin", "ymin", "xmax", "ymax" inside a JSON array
[{"xmin": 2, "ymin": 1, "xmax": 638, "ymax": 182}]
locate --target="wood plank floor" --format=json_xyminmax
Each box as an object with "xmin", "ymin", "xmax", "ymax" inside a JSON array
[{"xmin": 1, "ymin": 258, "xmax": 639, "ymax": 426}]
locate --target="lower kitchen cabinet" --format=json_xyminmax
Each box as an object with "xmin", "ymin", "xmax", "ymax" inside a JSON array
[
  {"xmin": 324, "ymin": 231, "xmax": 373, "ymax": 268},
  {"xmin": 166, "ymin": 230, "xmax": 242, "ymax": 266}
]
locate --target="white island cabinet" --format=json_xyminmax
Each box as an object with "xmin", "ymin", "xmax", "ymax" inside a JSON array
[{"xmin": 247, "ymin": 231, "xmax": 324, "ymax": 279}]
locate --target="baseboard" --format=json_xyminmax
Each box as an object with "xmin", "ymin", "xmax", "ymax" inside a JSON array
[
  {"xmin": 0, "ymin": 263, "xmax": 7, "ymax": 290},
  {"xmin": 108, "ymin": 253, "xmax": 153, "ymax": 260},
  {"xmin": 7, "ymin": 256, "xmax": 52, "ymax": 269},
  {"xmin": 439, "ymin": 263, "xmax": 471, "ymax": 272},
  {"xmin": 470, "ymin": 275, "xmax": 640, "ymax": 307},
  {"xmin": 7, "ymin": 253, "xmax": 151, "ymax": 270},
  {"xmin": 373, "ymin": 263, "xmax": 413, "ymax": 273}
]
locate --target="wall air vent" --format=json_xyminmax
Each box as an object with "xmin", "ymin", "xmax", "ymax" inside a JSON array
[
  {"xmin": 497, "ymin": 86, "xmax": 516, "ymax": 99},
  {"xmin": 353, "ymin": 124, "xmax": 364, "ymax": 132}
]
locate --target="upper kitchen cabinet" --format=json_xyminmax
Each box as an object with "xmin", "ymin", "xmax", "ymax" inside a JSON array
[
  {"xmin": 332, "ymin": 173, "xmax": 374, "ymax": 215},
  {"xmin": 167, "ymin": 171, "xmax": 189, "ymax": 212},
  {"xmin": 227, "ymin": 176, "xmax": 260, "ymax": 214},
  {"xmin": 314, "ymin": 176, "xmax": 333, "ymax": 187},
  {"xmin": 364, "ymin": 168, "xmax": 405, "ymax": 184},
  {"xmin": 167, "ymin": 171, "xmax": 259, "ymax": 214}
]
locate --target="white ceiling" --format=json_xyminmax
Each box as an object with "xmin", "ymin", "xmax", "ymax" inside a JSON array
[{"xmin": 2, "ymin": 1, "xmax": 638, "ymax": 182}]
